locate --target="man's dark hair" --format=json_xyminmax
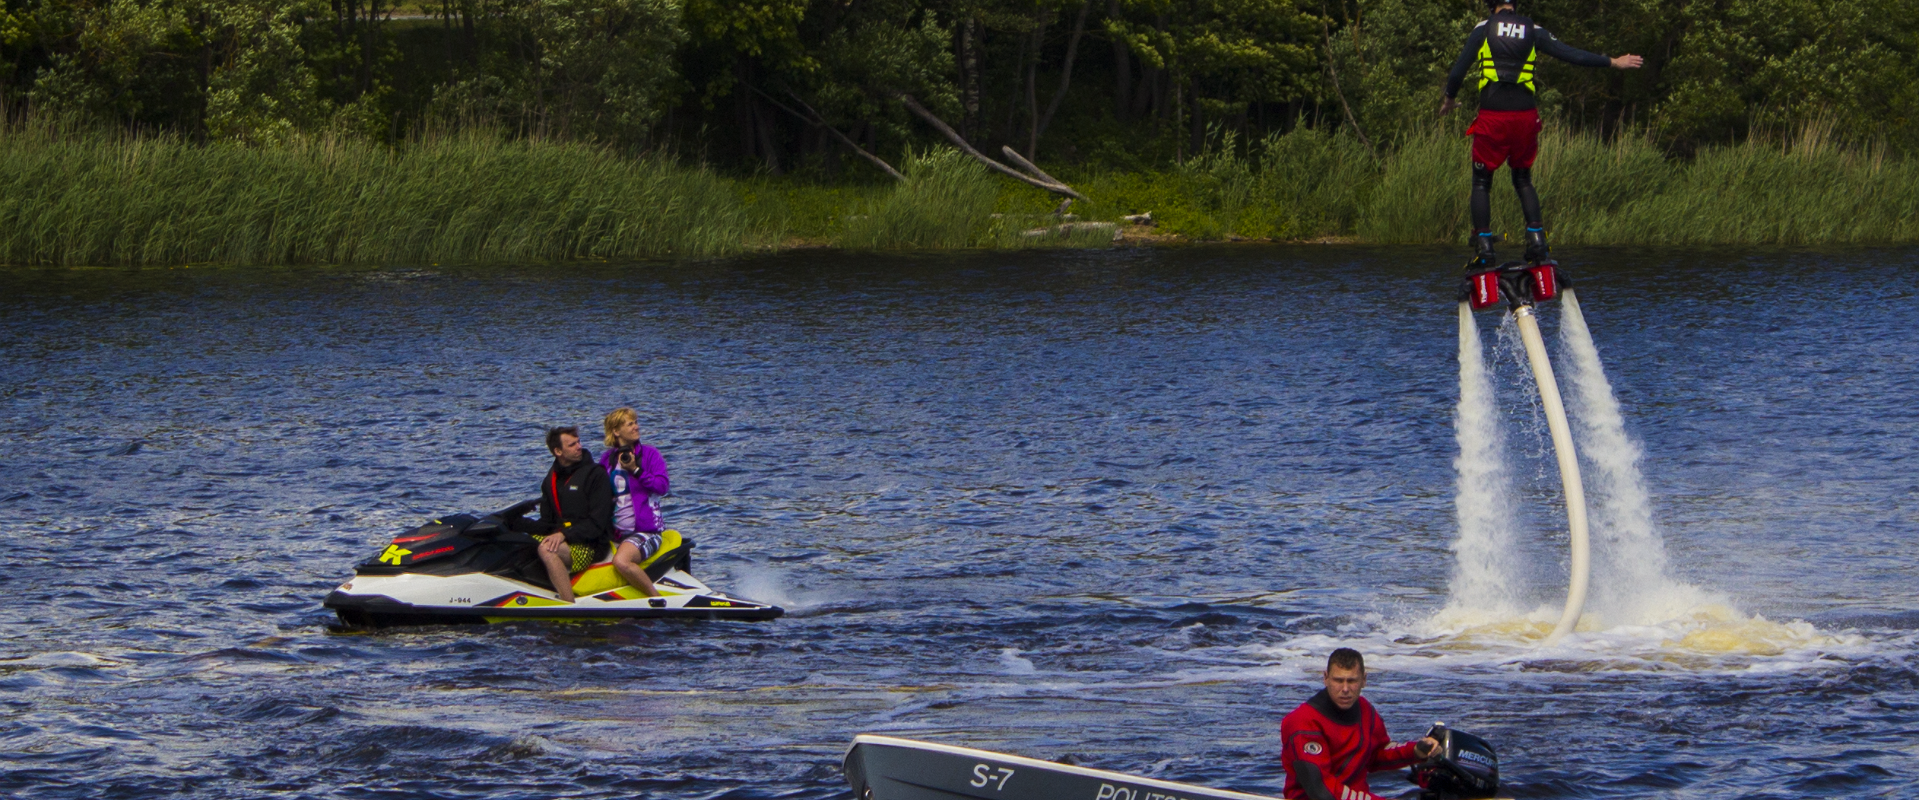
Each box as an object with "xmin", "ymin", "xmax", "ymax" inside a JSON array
[
  {"xmin": 1327, "ymin": 648, "xmax": 1365, "ymax": 673},
  {"xmin": 546, "ymin": 426, "xmax": 579, "ymax": 452}
]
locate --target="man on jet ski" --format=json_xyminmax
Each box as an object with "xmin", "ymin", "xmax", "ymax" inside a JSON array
[
  {"xmin": 507, "ymin": 426, "xmax": 614, "ymax": 602},
  {"xmin": 1280, "ymin": 648, "xmax": 1439, "ymax": 800}
]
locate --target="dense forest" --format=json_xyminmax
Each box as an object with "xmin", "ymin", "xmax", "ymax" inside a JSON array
[
  {"xmin": 0, "ymin": 0, "xmax": 1912, "ymax": 173},
  {"xmin": 0, "ymin": 0, "xmax": 1909, "ymax": 265}
]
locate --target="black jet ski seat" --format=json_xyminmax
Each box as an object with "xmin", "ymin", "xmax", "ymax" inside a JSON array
[{"xmin": 351, "ymin": 499, "xmax": 692, "ymax": 592}]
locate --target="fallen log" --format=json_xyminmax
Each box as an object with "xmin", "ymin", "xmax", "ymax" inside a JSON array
[{"xmin": 1021, "ymin": 221, "xmax": 1120, "ymax": 241}]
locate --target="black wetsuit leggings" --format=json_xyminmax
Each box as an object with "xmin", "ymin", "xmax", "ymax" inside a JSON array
[{"xmin": 1471, "ymin": 164, "xmax": 1543, "ymax": 232}]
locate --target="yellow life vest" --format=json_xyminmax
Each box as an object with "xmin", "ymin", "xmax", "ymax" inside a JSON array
[{"xmin": 1476, "ymin": 37, "xmax": 1538, "ymax": 93}]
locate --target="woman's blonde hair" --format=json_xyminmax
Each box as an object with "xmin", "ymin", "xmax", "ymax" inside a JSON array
[{"xmin": 602, "ymin": 407, "xmax": 638, "ymax": 447}]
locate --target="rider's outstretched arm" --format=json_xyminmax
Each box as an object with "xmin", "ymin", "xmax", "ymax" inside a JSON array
[{"xmin": 1533, "ymin": 27, "xmax": 1612, "ymax": 68}]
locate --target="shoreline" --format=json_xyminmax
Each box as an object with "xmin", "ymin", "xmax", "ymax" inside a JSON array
[{"xmin": 0, "ymin": 128, "xmax": 1908, "ymax": 267}]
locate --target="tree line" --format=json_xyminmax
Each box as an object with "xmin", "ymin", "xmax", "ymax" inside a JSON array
[{"xmin": 0, "ymin": 0, "xmax": 1910, "ymax": 171}]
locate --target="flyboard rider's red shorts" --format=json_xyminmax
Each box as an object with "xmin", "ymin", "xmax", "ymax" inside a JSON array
[{"xmin": 1467, "ymin": 109, "xmax": 1541, "ymax": 169}]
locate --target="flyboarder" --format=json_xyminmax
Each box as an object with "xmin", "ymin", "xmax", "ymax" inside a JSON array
[{"xmin": 1439, "ymin": 0, "xmax": 1642, "ymax": 268}]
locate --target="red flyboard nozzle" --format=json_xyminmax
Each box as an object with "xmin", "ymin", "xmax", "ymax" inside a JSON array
[
  {"xmin": 1528, "ymin": 265, "xmax": 1558, "ymax": 302},
  {"xmin": 1467, "ymin": 271, "xmax": 1502, "ymax": 310}
]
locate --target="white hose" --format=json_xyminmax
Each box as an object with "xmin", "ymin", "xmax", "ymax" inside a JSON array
[{"xmin": 1514, "ymin": 305, "xmax": 1590, "ymax": 644}]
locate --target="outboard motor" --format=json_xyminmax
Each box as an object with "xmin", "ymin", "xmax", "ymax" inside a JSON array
[{"xmin": 1409, "ymin": 724, "xmax": 1498, "ymax": 799}]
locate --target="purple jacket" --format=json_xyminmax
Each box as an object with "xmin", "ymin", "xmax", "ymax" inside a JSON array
[{"xmin": 598, "ymin": 443, "xmax": 670, "ymax": 534}]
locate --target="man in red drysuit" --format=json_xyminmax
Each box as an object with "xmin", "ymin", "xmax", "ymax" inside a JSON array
[{"xmin": 1280, "ymin": 649, "xmax": 1439, "ymax": 800}]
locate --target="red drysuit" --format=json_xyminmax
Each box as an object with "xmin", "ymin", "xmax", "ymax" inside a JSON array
[{"xmin": 1280, "ymin": 690, "xmax": 1424, "ymax": 800}]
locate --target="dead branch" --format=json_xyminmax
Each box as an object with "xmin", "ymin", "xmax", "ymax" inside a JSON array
[
  {"xmin": 895, "ymin": 92, "xmax": 1086, "ymax": 200},
  {"xmin": 748, "ymin": 85, "xmax": 907, "ymax": 182},
  {"xmin": 1032, "ymin": 0, "xmax": 1092, "ymax": 153},
  {"xmin": 1320, "ymin": 11, "xmax": 1379, "ymax": 161},
  {"xmin": 1001, "ymin": 145, "xmax": 1070, "ymax": 188}
]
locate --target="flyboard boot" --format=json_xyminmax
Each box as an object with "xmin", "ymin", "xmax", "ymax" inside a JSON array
[
  {"xmin": 1522, "ymin": 226, "xmax": 1554, "ymax": 265},
  {"xmin": 1466, "ymin": 230, "xmax": 1498, "ymax": 270}
]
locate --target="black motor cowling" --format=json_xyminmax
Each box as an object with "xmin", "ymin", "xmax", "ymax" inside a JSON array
[{"xmin": 1409, "ymin": 724, "xmax": 1498, "ymax": 799}]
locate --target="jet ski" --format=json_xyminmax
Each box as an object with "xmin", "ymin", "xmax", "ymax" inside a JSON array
[
  {"xmin": 324, "ymin": 499, "xmax": 783, "ymax": 626},
  {"xmin": 844, "ymin": 728, "xmax": 1503, "ymax": 800}
]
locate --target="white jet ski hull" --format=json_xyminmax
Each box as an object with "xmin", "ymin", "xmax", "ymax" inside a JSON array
[
  {"xmin": 324, "ymin": 506, "xmax": 783, "ymax": 626},
  {"xmin": 326, "ymin": 564, "xmax": 782, "ymax": 625}
]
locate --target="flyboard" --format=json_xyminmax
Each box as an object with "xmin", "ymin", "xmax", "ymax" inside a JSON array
[
  {"xmin": 1460, "ymin": 259, "xmax": 1586, "ymax": 643},
  {"xmin": 844, "ymin": 731, "xmax": 1507, "ymax": 800}
]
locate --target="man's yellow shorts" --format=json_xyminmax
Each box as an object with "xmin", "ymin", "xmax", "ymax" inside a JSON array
[{"xmin": 531, "ymin": 534, "xmax": 598, "ymax": 573}]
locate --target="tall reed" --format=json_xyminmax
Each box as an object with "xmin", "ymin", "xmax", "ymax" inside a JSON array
[
  {"xmin": 0, "ymin": 125, "xmax": 760, "ymax": 266},
  {"xmin": 1342, "ymin": 125, "xmax": 1913, "ymax": 246},
  {"xmin": 0, "ymin": 121, "xmax": 1906, "ymax": 267},
  {"xmin": 835, "ymin": 149, "xmax": 1001, "ymax": 250},
  {"xmin": 834, "ymin": 149, "xmax": 1116, "ymax": 250}
]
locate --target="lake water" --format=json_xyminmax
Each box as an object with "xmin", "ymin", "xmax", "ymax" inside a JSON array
[{"xmin": 2, "ymin": 246, "xmax": 1914, "ymax": 799}]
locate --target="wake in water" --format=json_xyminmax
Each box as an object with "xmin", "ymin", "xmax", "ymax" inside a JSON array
[{"xmin": 1430, "ymin": 291, "xmax": 1827, "ymax": 660}]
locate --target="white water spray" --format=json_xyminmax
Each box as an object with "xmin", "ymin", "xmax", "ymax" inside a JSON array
[
  {"xmin": 1443, "ymin": 303, "xmax": 1525, "ymax": 620},
  {"xmin": 1558, "ymin": 289, "xmax": 1711, "ymax": 624},
  {"xmin": 1429, "ymin": 286, "xmax": 1831, "ymax": 657}
]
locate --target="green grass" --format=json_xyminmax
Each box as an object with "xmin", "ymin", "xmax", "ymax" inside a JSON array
[
  {"xmin": 0, "ymin": 124, "xmax": 761, "ymax": 266},
  {"xmin": 0, "ymin": 121, "xmax": 1907, "ymax": 267},
  {"xmin": 1152, "ymin": 124, "xmax": 1917, "ymax": 247},
  {"xmin": 747, "ymin": 149, "xmax": 1117, "ymax": 251}
]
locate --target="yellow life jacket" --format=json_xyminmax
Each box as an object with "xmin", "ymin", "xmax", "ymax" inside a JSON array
[{"xmin": 1476, "ymin": 19, "xmax": 1539, "ymax": 93}]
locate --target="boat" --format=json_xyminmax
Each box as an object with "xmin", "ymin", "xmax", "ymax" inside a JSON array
[
  {"xmin": 844, "ymin": 728, "xmax": 1501, "ymax": 800},
  {"xmin": 324, "ymin": 499, "xmax": 783, "ymax": 625},
  {"xmin": 844, "ymin": 735, "xmax": 1283, "ymax": 800}
]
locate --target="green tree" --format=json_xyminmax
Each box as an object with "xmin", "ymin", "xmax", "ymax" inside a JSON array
[
  {"xmin": 432, "ymin": 0, "xmax": 684, "ymax": 143},
  {"xmin": 1655, "ymin": 0, "xmax": 1917, "ymax": 146},
  {"xmin": 1107, "ymin": 0, "xmax": 1321, "ymax": 156}
]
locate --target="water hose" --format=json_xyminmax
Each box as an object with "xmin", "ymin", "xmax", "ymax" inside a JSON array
[{"xmin": 1513, "ymin": 303, "xmax": 1590, "ymax": 644}]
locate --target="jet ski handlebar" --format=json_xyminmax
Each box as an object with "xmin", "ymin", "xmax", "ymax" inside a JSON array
[{"xmin": 495, "ymin": 498, "xmax": 539, "ymax": 521}]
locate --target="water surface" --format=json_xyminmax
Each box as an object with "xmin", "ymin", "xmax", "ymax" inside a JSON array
[{"xmin": 2, "ymin": 246, "xmax": 1914, "ymax": 799}]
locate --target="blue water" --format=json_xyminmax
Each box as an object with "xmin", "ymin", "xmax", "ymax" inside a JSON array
[{"xmin": 1, "ymin": 246, "xmax": 1913, "ymax": 799}]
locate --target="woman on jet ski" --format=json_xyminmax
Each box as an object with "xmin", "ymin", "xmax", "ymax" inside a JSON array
[{"xmin": 598, "ymin": 407, "xmax": 669, "ymax": 598}]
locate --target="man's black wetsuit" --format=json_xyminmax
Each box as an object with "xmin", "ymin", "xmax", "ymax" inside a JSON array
[
  {"xmin": 1445, "ymin": 11, "xmax": 1611, "ymax": 113},
  {"xmin": 1443, "ymin": 9, "xmax": 1613, "ymax": 263},
  {"xmin": 511, "ymin": 452, "xmax": 614, "ymax": 566}
]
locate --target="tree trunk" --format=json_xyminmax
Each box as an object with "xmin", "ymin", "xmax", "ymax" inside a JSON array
[
  {"xmin": 1108, "ymin": 0, "xmax": 1130, "ymax": 120},
  {"xmin": 1002, "ymin": 27, "xmax": 1033, "ymax": 145},
  {"xmin": 1133, "ymin": 64, "xmax": 1157, "ymax": 121},
  {"xmin": 1032, "ymin": 0, "xmax": 1091, "ymax": 154},
  {"xmin": 754, "ymin": 95, "xmax": 783, "ymax": 174},
  {"xmin": 1024, "ymin": 51, "xmax": 1038, "ymax": 158},
  {"xmin": 960, "ymin": 18, "xmax": 981, "ymax": 139},
  {"xmin": 1172, "ymin": 75, "xmax": 1182, "ymax": 162},
  {"xmin": 736, "ymin": 96, "xmax": 757, "ymax": 164},
  {"xmin": 1189, "ymin": 79, "xmax": 1204, "ymax": 157},
  {"xmin": 462, "ymin": 2, "xmax": 476, "ymax": 67}
]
